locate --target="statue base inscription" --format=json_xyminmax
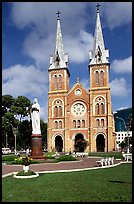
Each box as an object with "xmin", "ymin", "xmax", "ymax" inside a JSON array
[{"xmin": 31, "ymin": 134, "xmax": 44, "ymax": 159}]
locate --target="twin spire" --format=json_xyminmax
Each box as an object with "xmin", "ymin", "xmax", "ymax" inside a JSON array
[
  {"xmin": 49, "ymin": 4, "xmax": 109, "ymax": 70},
  {"xmin": 49, "ymin": 11, "xmax": 69, "ymax": 69},
  {"xmin": 89, "ymin": 3, "xmax": 109, "ymax": 65}
]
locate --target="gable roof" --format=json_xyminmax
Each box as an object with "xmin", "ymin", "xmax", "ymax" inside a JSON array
[{"xmin": 68, "ymin": 81, "xmax": 89, "ymax": 95}]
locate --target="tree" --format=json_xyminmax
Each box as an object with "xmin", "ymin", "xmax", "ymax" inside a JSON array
[
  {"xmin": 74, "ymin": 139, "xmax": 89, "ymax": 152},
  {"xmin": 17, "ymin": 120, "xmax": 32, "ymax": 149},
  {"xmin": 40, "ymin": 120, "xmax": 47, "ymax": 149},
  {"xmin": 2, "ymin": 95, "xmax": 14, "ymax": 116},
  {"xmin": 10, "ymin": 96, "xmax": 31, "ymax": 122},
  {"xmin": 2, "ymin": 111, "xmax": 17, "ymax": 148},
  {"xmin": 119, "ymin": 141, "xmax": 126, "ymax": 151}
]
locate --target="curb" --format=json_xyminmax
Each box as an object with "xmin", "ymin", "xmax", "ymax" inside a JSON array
[{"xmin": 2, "ymin": 160, "xmax": 132, "ymax": 178}]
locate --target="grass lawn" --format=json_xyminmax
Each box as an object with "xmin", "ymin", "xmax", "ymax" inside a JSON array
[
  {"xmin": 2, "ymin": 163, "xmax": 132, "ymax": 202},
  {"xmin": 88, "ymin": 151, "xmax": 123, "ymax": 159}
]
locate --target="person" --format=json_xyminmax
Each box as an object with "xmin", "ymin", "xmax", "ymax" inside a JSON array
[
  {"xmin": 69, "ymin": 148, "xmax": 72, "ymax": 155},
  {"xmin": 26, "ymin": 148, "xmax": 30, "ymax": 156},
  {"xmin": 30, "ymin": 98, "xmax": 41, "ymax": 135}
]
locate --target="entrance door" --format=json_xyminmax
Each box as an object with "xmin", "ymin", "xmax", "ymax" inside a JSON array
[
  {"xmin": 55, "ymin": 136, "xmax": 63, "ymax": 152},
  {"xmin": 75, "ymin": 133, "xmax": 84, "ymax": 152},
  {"xmin": 96, "ymin": 134, "xmax": 105, "ymax": 152}
]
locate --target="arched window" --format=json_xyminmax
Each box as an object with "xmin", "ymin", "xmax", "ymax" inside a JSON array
[
  {"xmin": 59, "ymin": 121, "xmax": 62, "ymax": 129},
  {"xmin": 100, "ymin": 70, "xmax": 104, "ymax": 86},
  {"xmin": 96, "ymin": 119, "xmax": 99, "ymax": 127},
  {"xmin": 82, "ymin": 120, "xmax": 85, "ymax": 128},
  {"xmin": 101, "ymin": 103, "xmax": 105, "ymax": 114},
  {"xmin": 96, "ymin": 103, "xmax": 99, "ymax": 114},
  {"xmin": 73, "ymin": 120, "xmax": 76, "ymax": 128},
  {"xmin": 54, "ymin": 106, "xmax": 58, "ymax": 117},
  {"xmin": 77, "ymin": 120, "xmax": 80, "ymax": 128},
  {"xmin": 54, "ymin": 75, "xmax": 57, "ymax": 89},
  {"xmin": 58, "ymin": 75, "xmax": 62, "ymax": 89},
  {"xmin": 55, "ymin": 121, "xmax": 58, "ymax": 129},
  {"xmin": 95, "ymin": 71, "xmax": 99, "ymax": 85},
  {"xmin": 101, "ymin": 119, "xmax": 104, "ymax": 127},
  {"xmin": 59, "ymin": 106, "xmax": 62, "ymax": 116}
]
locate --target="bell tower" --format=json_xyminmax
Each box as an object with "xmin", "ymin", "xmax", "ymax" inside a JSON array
[
  {"xmin": 47, "ymin": 11, "xmax": 70, "ymax": 152},
  {"xmin": 89, "ymin": 4, "xmax": 115, "ymax": 152}
]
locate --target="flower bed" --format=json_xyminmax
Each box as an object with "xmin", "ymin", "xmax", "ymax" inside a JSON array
[
  {"xmin": 14, "ymin": 170, "xmax": 39, "ymax": 179},
  {"xmin": 13, "ymin": 156, "xmax": 37, "ymax": 165}
]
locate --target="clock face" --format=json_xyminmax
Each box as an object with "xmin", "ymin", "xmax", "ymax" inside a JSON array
[
  {"xmin": 71, "ymin": 102, "xmax": 86, "ymax": 116},
  {"xmin": 75, "ymin": 89, "xmax": 82, "ymax": 96}
]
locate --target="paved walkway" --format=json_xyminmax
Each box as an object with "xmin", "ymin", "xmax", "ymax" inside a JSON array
[{"xmin": 2, "ymin": 157, "xmax": 129, "ymax": 178}]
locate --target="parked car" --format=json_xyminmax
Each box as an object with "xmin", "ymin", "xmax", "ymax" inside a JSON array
[
  {"xmin": 19, "ymin": 149, "xmax": 26, "ymax": 154},
  {"xmin": 2, "ymin": 148, "xmax": 11, "ymax": 155}
]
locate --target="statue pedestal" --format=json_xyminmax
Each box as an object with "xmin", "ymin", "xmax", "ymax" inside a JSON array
[{"xmin": 31, "ymin": 134, "xmax": 44, "ymax": 159}]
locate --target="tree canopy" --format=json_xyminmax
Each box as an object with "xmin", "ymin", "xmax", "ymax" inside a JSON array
[{"xmin": 2, "ymin": 94, "xmax": 47, "ymax": 150}]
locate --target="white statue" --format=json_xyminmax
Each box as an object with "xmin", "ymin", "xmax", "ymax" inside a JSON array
[{"xmin": 31, "ymin": 98, "xmax": 41, "ymax": 135}]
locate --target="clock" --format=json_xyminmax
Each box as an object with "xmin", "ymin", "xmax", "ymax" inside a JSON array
[
  {"xmin": 75, "ymin": 89, "xmax": 82, "ymax": 96},
  {"xmin": 71, "ymin": 102, "xmax": 86, "ymax": 116}
]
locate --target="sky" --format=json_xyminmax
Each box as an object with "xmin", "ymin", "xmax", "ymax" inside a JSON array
[{"xmin": 2, "ymin": 2, "xmax": 132, "ymax": 122}]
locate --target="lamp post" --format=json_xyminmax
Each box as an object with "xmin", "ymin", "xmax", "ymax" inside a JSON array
[
  {"xmin": 7, "ymin": 122, "xmax": 17, "ymax": 155},
  {"xmin": 13, "ymin": 128, "xmax": 17, "ymax": 155},
  {"xmin": 6, "ymin": 133, "xmax": 8, "ymax": 148},
  {"xmin": 116, "ymin": 116, "xmax": 130, "ymax": 161}
]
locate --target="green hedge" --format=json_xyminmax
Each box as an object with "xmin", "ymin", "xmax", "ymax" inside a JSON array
[
  {"xmin": 58, "ymin": 155, "xmax": 77, "ymax": 161},
  {"xmin": 88, "ymin": 152, "xmax": 123, "ymax": 159},
  {"xmin": 45, "ymin": 152, "xmax": 56, "ymax": 159},
  {"xmin": 2, "ymin": 155, "xmax": 17, "ymax": 161}
]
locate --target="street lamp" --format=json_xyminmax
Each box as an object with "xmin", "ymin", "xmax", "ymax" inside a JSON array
[
  {"xmin": 6, "ymin": 133, "xmax": 8, "ymax": 148},
  {"xmin": 13, "ymin": 128, "xmax": 17, "ymax": 155},
  {"xmin": 116, "ymin": 116, "xmax": 130, "ymax": 155},
  {"xmin": 7, "ymin": 122, "xmax": 17, "ymax": 155}
]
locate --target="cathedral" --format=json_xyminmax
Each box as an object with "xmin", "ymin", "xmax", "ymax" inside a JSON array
[{"xmin": 47, "ymin": 5, "xmax": 116, "ymax": 153}]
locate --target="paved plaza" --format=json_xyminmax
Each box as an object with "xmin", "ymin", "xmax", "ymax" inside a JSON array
[{"xmin": 2, "ymin": 157, "xmax": 131, "ymax": 178}]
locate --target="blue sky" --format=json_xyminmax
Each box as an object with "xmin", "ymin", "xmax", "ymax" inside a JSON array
[{"xmin": 2, "ymin": 2, "xmax": 132, "ymax": 121}]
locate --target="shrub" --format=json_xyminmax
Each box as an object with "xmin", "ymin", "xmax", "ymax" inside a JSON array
[
  {"xmin": 58, "ymin": 155, "xmax": 76, "ymax": 161},
  {"xmin": 16, "ymin": 170, "xmax": 36, "ymax": 176},
  {"xmin": 45, "ymin": 152, "xmax": 56, "ymax": 159},
  {"xmin": 12, "ymin": 156, "xmax": 37, "ymax": 165},
  {"xmin": 2, "ymin": 155, "xmax": 17, "ymax": 161},
  {"xmin": 74, "ymin": 139, "xmax": 89, "ymax": 152}
]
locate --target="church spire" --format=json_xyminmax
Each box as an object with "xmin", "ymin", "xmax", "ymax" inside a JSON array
[
  {"xmin": 49, "ymin": 11, "xmax": 69, "ymax": 69},
  {"xmin": 89, "ymin": 3, "xmax": 109, "ymax": 65}
]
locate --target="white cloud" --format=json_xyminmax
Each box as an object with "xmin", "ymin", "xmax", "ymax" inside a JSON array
[
  {"xmin": 111, "ymin": 56, "xmax": 132, "ymax": 73},
  {"xmin": 23, "ymin": 30, "xmax": 94, "ymax": 67},
  {"xmin": 10, "ymin": 2, "xmax": 88, "ymax": 35},
  {"xmin": 2, "ymin": 64, "xmax": 48, "ymax": 97},
  {"xmin": 9, "ymin": 2, "xmax": 131, "ymax": 68},
  {"xmin": 2, "ymin": 64, "xmax": 49, "ymax": 120},
  {"xmin": 10, "ymin": 2, "xmax": 132, "ymax": 33},
  {"xmin": 101, "ymin": 2, "xmax": 132, "ymax": 29},
  {"xmin": 110, "ymin": 78, "xmax": 130, "ymax": 97},
  {"xmin": 117, "ymin": 106, "xmax": 129, "ymax": 111},
  {"xmin": 64, "ymin": 30, "xmax": 94, "ymax": 64},
  {"xmin": 23, "ymin": 32, "xmax": 54, "ymax": 68}
]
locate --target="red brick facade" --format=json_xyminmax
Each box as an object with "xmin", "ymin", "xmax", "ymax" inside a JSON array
[{"xmin": 47, "ymin": 64, "xmax": 116, "ymax": 152}]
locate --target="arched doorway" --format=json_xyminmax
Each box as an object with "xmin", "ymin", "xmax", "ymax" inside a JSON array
[
  {"xmin": 55, "ymin": 136, "xmax": 63, "ymax": 152},
  {"xmin": 96, "ymin": 134, "xmax": 105, "ymax": 152},
  {"xmin": 74, "ymin": 133, "xmax": 85, "ymax": 152}
]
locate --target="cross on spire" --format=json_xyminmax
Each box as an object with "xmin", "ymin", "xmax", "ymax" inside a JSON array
[
  {"xmin": 96, "ymin": 3, "xmax": 100, "ymax": 13},
  {"xmin": 77, "ymin": 77, "xmax": 80, "ymax": 82},
  {"xmin": 56, "ymin": 11, "xmax": 61, "ymax": 20}
]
